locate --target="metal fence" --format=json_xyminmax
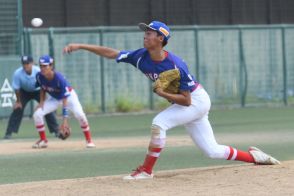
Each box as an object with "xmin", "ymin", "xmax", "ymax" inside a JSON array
[
  {"xmin": 0, "ymin": 0, "xmax": 22, "ymax": 56},
  {"xmin": 1, "ymin": 24, "xmax": 294, "ymax": 117}
]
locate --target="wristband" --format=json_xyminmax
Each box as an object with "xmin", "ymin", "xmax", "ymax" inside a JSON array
[{"xmin": 62, "ymin": 107, "xmax": 69, "ymax": 118}]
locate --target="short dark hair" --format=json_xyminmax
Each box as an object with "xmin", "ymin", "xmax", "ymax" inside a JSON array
[{"xmin": 157, "ymin": 32, "xmax": 167, "ymax": 47}]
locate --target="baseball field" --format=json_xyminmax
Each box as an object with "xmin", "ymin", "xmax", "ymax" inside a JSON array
[{"xmin": 0, "ymin": 107, "xmax": 293, "ymax": 195}]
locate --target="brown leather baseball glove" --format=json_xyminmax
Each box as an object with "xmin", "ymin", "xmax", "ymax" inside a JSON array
[
  {"xmin": 153, "ymin": 69, "xmax": 181, "ymax": 94},
  {"xmin": 58, "ymin": 124, "xmax": 71, "ymax": 140}
]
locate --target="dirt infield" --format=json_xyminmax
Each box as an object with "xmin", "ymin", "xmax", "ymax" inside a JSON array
[
  {"xmin": 0, "ymin": 161, "xmax": 293, "ymax": 196},
  {"xmin": 1, "ymin": 130, "xmax": 293, "ymax": 155},
  {"xmin": 0, "ymin": 133, "xmax": 293, "ymax": 196}
]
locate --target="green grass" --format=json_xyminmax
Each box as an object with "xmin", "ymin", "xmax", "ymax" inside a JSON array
[
  {"xmin": 0, "ymin": 142, "xmax": 293, "ymax": 184},
  {"xmin": 0, "ymin": 107, "xmax": 293, "ymax": 184},
  {"xmin": 209, "ymin": 107, "xmax": 294, "ymax": 133},
  {"xmin": 1, "ymin": 107, "xmax": 293, "ymax": 138}
]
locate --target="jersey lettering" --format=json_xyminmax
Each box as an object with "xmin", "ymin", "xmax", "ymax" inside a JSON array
[
  {"xmin": 145, "ymin": 73, "xmax": 158, "ymax": 81},
  {"xmin": 41, "ymin": 85, "xmax": 61, "ymax": 93},
  {"xmin": 188, "ymin": 81, "xmax": 195, "ymax": 86}
]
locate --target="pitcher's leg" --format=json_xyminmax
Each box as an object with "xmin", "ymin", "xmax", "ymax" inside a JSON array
[
  {"xmin": 143, "ymin": 125, "xmax": 166, "ymax": 173},
  {"xmin": 185, "ymin": 115, "xmax": 254, "ymax": 163},
  {"xmin": 143, "ymin": 104, "xmax": 198, "ymax": 173},
  {"xmin": 124, "ymin": 104, "xmax": 197, "ymax": 180}
]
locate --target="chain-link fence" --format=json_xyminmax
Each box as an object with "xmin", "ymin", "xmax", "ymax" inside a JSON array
[
  {"xmin": 24, "ymin": 25, "xmax": 294, "ymax": 111},
  {"xmin": 1, "ymin": 25, "xmax": 294, "ymax": 117},
  {"xmin": 0, "ymin": 0, "xmax": 22, "ymax": 56}
]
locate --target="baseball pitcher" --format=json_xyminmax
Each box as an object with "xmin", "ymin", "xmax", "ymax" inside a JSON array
[{"xmin": 63, "ymin": 21, "xmax": 280, "ymax": 180}]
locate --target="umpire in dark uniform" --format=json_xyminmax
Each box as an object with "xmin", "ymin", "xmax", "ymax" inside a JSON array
[{"xmin": 4, "ymin": 55, "xmax": 59, "ymax": 139}]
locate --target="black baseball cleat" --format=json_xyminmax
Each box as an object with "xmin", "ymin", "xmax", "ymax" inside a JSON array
[{"xmin": 3, "ymin": 134, "xmax": 12, "ymax": 139}]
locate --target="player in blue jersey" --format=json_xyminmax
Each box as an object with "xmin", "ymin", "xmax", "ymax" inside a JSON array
[
  {"xmin": 33, "ymin": 55, "xmax": 95, "ymax": 148},
  {"xmin": 63, "ymin": 21, "xmax": 280, "ymax": 180},
  {"xmin": 4, "ymin": 55, "xmax": 59, "ymax": 139}
]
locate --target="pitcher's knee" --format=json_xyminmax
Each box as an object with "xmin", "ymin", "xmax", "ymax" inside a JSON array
[
  {"xmin": 204, "ymin": 152, "xmax": 221, "ymax": 159},
  {"xmin": 151, "ymin": 124, "xmax": 166, "ymax": 139},
  {"xmin": 150, "ymin": 124, "xmax": 166, "ymax": 147},
  {"xmin": 201, "ymin": 147, "xmax": 226, "ymax": 159}
]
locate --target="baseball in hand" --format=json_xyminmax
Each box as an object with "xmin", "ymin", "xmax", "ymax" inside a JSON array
[{"xmin": 31, "ymin": 18, "xmax": 43, "ymax": 27}]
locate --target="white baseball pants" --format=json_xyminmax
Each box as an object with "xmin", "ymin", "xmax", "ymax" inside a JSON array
[
  {"xmin": 152, "ymin": 87, "xmax": 230, "ymax": 159},
  {"xmin": 33, "ymin": 89, "xmax": 88, "ymax": 128}
]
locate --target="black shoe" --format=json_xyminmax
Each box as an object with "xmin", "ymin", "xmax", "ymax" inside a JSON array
[
  {"xmin": 3, "ymin": 134, "xmax": 12, "ymax": 139},
  {"xmin": 52, "ymin": 131, "xmax": 59, "ymax": 138}
]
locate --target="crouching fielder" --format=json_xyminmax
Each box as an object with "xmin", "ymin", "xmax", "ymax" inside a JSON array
[{"xmin": 33, "ymin": 55, "xmax": 95, "ymax": 148}]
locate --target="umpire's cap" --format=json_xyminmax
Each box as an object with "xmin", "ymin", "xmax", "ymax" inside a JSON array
[
  {"xmin": 39, "ymin": 55, "xmax": 54, "ymax": 65},
  {"xmin": 138, "ymin": 21, "xmax": 171, "ymax": 41},
  {"xmin": 21, "ymin": 55, "xmax": 33, "ymax": 64}
]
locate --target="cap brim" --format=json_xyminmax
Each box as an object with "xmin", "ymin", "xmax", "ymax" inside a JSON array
[{"xmin": 138, "ymin": 23, "xmax": 156, "ymax": 32}]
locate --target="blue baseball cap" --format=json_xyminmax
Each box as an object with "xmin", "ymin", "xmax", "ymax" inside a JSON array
[
  {"xmin": 39, "ymin": 55, "xmax": 54, "ymax": 65},
  {"xmin": 138, "ymin": 21, "xmax": 171, "ymax": 41},
  {"xmin": 21, "ymin": 55, "xmax": 33, "ymax": 64}
]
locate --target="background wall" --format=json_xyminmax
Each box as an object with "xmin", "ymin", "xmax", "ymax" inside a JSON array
[
  {"xmin": 22, "ymin": 0, "xmax": 294, "ymax": 28},
  {"xmin": 2, "ymin": 0, "xmax": 294, "ymax": 56}
]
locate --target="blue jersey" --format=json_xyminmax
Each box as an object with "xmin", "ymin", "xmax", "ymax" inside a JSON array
[
  {"xmin": 36, "ymin": 71, "xmax": 72, "ymax": 100},
  {"xmin": 116, "ymin": 48, "xmax": 198, "ymax": 92},
  {"xmin": 12, "ymin": 65, "xmax": 40, "ymax": 92}
]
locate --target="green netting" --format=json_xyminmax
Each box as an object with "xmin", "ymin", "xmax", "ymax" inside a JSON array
[
  {"xmin": 166, "ymin": 30, "xmax": 197, "ymax": 75},
  {"xmin": 197, "ymin": 30, "xmax": 240, "ymax": 105},
  {"xmin": 285, "ymin": 29, "xmax": 294, "ymax": 105},
  {"xmin": 0, "ymin": 0, "xmax": 19, "ymax": 55},
  {"xmin": 18, "ymin": 25, "xmax": 294, "ymax": 113},
  {"xmin": 242, "ymin": 29, "xmax": 284, "ymax": 105},
  {"xmin": 30, "ymin": 33, "xmax": 49, "ymax": 58},
  {"xmin": 53, "ymin": 32, "xmax": 102, "ymax": 112},
  {"xmin": 103, "ymin": 32, "xmax": 150, "ymax": 111}
]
